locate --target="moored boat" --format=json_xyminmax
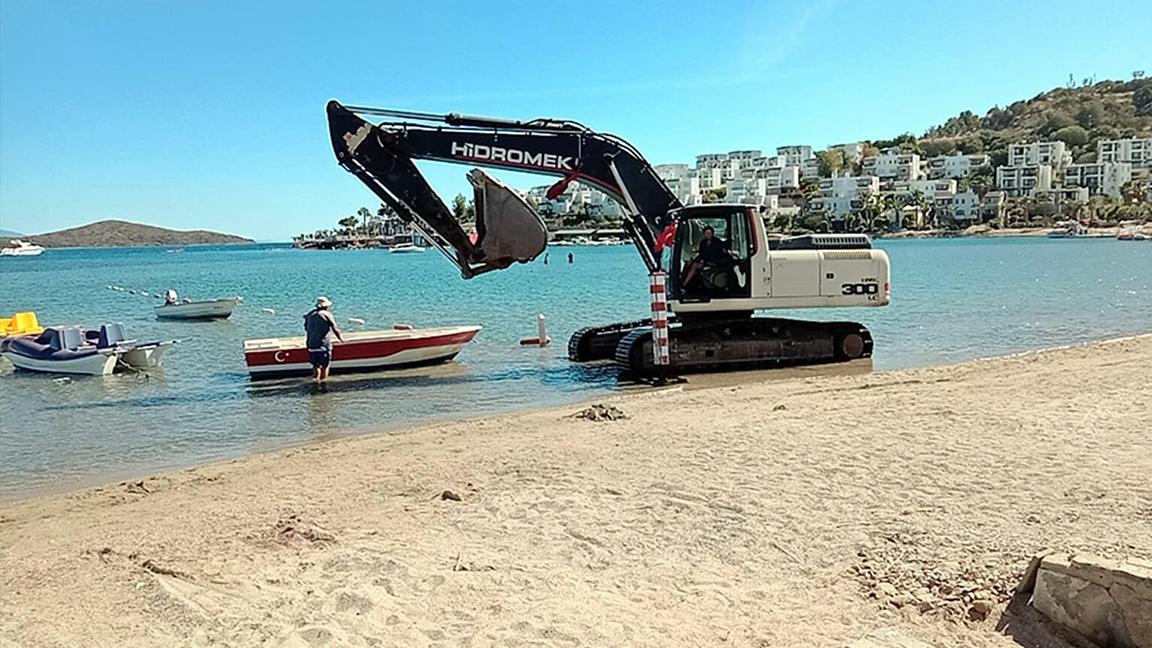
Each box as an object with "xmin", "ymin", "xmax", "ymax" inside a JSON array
[
  {"xmin": 154, "ymin": 297, "xmax": 239, "ymax": 320},
  {"xmin": 243, "ymin": 325, "xmax": 481, "ymax": 379},
  {"xmin": 0, "ymin": 240, "xmax": 45, "ymax": 257},
  {"xmin": 1, "ymin": 323, "xmax": 177, "ymax": 376},
  {"xmin": 389, "ymin": 243, "xmax": 427, "ymax": 253}
]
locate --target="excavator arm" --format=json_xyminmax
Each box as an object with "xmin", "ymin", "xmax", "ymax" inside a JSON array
[{"xmin": 326, "ymin": 101, "xmax": 681, "ymax": 277}]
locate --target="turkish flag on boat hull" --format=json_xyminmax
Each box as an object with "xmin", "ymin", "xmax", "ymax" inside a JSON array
[{"xmin": 654, "ymin": 222, "xmax": 678, "ymax": 253}]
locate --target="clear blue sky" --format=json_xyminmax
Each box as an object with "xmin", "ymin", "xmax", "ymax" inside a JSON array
[{"xmin": 2, "ymin": 0, "xmax": 1149, "ymax": 240}]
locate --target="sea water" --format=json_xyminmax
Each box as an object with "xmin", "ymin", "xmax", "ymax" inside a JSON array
[{"xmin": 0, "ymin": 238, "xmax": 1149, "ymax": 499}]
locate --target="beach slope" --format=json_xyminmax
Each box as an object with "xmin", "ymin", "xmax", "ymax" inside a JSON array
[{"xmin": 2, "ymin": 337, "xmax": 1150, "ymax": 647}]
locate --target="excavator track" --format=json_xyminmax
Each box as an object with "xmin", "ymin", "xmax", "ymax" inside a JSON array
[
  {"xmin": 568, "ymin": 319, "xmax": 653, "ymax": 362},
  {"xmin": 613, "ymin": 317, "xmax": 873, "ymax": 376}
]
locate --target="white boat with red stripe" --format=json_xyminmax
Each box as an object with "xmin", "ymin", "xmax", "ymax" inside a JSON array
[{"xmin": 243, "ymin": 325, "xmax": 481, "ymax": 379}]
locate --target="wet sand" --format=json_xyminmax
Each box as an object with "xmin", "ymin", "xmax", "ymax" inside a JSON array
[{"xmin": 2, "ymin": 335, "xmax": 1150, "ymax": 647}]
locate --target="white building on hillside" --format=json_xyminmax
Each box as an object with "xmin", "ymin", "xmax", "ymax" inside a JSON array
[
  {"xmin": 893, "ymin": 179, "xmax": 957, "ymax": 196},
  {"xmin": 1007, "ymin": 141, "xmax": 1072, "ymax": 170},
  {"xmin": 776, "ymin": 145, "xmax": 814, "ymax": 167},
  {"xmin": 1033, "ymin": 186, "xmax": 1090, "ymax": 208},
  {"xmin": 926, "ymin": 153, "xmax": 991, "ymax": 179},
  {"xmin": 1062, "ymin": 162, "xmax": 1133, "ymax": 198},
  {"xmin": 655, "ymin": 164, "xmax": 702, "ymax": 205},
  {"xmin": 757, "ymin": 165, "xmax": 801, "ymax": 189},
  {"xmin": 829, "ymin": 142, "xmax": 865, "ymax": 162},
  {"xmin": 935, "ymin": 191, "xmax": 982, "ymax": 224},
  {"xmin": 996, "ymin": 165, "xmax": 1053, "ymax": 197},
  {"xmin": 809, "ymin": 176, "xmax": 880, "ymax": 220},
  {"xmin": 862, "ymin": 149, "xmax": 924, "ymax": 180},
  {"xmin": 1097, "ymin": 138, "xmax": 1152, "ymax": 168}
]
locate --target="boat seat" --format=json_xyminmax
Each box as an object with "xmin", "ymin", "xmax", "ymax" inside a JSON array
[
  {"xmin": 97, "ymin": 322, "xmax": 133, "ymax": 348},
  {"xmin": 60, "ymin": 326, "xmax": 87, "ymax": 351}
]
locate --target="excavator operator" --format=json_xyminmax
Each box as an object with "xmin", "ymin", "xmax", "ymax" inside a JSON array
[{"xmin": 681, "ymin": 225, "xmax": 731, "ymax": 290}]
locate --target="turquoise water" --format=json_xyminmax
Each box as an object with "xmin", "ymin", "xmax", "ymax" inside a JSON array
[{"xmin": 1, "ymin": 238, "xmax": 1149, "ymax": 499}]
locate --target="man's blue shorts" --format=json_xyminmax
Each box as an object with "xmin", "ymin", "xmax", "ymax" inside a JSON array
[{"xmin": 308, "ymin": 349, "xmax": 331, "ymax": 368}]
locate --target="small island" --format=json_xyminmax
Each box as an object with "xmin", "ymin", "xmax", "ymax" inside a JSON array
[{"xmin": 28, "ymin": 220, "xmax": 253, "ymax": 248}]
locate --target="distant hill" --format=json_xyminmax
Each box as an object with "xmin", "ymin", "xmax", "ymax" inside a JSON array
[
  {"xmin": 30, "ymin": 220, "xmax": 252, "ymax": 248},
  {"xmin": 909, "ymin": 78, "xmax": 1152, "ymax": 163},
  {"xmin": 0, "ymin": 228, "xmax": 24, "ymax": 238}
]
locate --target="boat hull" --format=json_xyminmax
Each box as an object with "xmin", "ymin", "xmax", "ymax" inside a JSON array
[
  {"xmin": 244, "ymin": 326, "xmax": 480, "ymax": 379},
  {"xmin": 155, "ymin": 298, "xmax": 238, "ymax": 320},
  {"xmin": 2, "ymin": 349, "xmax": 118, "ymax": 376}
]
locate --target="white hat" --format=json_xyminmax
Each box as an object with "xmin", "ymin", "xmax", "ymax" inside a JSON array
[{"xmin": 316, "ymin": 296, "xmax": 332, "ymax": 308}]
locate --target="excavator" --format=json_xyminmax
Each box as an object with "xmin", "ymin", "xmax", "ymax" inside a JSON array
[{"xmin": 325, "ymin": 100, "xmax": 891, "ymax": 376}]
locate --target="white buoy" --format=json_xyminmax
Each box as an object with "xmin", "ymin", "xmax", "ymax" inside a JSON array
[
  {"xmin": 348, "ymin": 317, "xmax": 365, "ymax": 325},
  {"xmin": 519, "ymin": 314, "xmax": 551, "ymax": 346},
  {"xmin": 261, "ymin": 308, "xmax": 275, "ymax": 315},
  {"xmin": 538, "ymin": 314, "xmax": 550, "ymax": 347}
]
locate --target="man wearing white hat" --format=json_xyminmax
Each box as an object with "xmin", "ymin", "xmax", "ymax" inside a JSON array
[{"xmin": 303, "ymin": 296, "xmax": 344, "ymax": 386}]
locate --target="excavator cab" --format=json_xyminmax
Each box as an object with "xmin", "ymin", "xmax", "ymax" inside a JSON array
[{"xmin": 668, "ymin": 206, "xmax": 756, "ymax": 301}]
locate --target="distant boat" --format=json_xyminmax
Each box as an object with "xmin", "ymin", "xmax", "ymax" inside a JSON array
[
  {"xmin": 1, "ymin": 323, "xmax": 176, "ymax": 376},
  {"xmin": 0, "ymin": 239, "xmax": 44, "ymax": 256},
  {"xmin": 1047, "ymin": 222, "xmax": 1086, "ymax": 239},
  {"xmin": 154, "ymin": 297, "xmax": 239, "ymax": 320},
  {"xmin": 243, "ymin": 325, "xmax": 481, "ymax": 379},
  {"xmin": 389, "ymin": 242, "xmax": 427, "ymax": 253}
]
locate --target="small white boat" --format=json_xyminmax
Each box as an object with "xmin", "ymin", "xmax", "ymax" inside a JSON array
[
  {"xmin": 243, "ymin": 325, "xmax": 480, "ymax": 379},
  {"xmin": 0, "ymin": 239, "xmax": 44, "ymax": 256},
  {"xmin": 389, "ymin": 243, "xmax": 427, "ymax": 253},
  {"xmin": 154, "ymin": 297, "xmax": 239, "ymax": 320},
  {"xmin": 1, "ymin": 323, "xmax": 176, "ymax": 376}
]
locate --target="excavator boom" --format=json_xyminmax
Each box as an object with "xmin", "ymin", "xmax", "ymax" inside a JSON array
[{"xmin": 326, "ymin": 101, "xmax": 681, "ymax": 277}]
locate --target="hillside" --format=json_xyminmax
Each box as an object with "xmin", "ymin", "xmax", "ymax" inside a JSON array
[
  {"xmin": 0, "ymin": 229, "xmax": 24, "ymax": 238},
  {"xmin": 30, "ymin": 220, "xmax": 252, "ymax": 248},
  {"xmin": 908, "ymin": 78, "xmax": 1152, "ymax": 163}
]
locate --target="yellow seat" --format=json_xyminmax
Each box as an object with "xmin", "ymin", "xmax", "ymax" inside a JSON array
[{"xmin": 3, "ymin": 311, "xmax": 43, "ymax": 336}]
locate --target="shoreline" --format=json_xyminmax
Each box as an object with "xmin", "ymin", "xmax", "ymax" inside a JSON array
[
  {"xmin": 2, "ymin": 334, "xmax": 1150, "ymax": 646},
  {"xmin": 2, "ymin": 332, "xmax": 1147, "ymax": 505}
]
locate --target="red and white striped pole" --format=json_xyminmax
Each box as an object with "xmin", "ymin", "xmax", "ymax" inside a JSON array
[{"xmin": 649, "ymin": 271, "xmax": 670, "ymax": 369}]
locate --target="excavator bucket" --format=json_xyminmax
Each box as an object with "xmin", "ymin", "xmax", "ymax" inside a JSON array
[{"xmin": 467, "ymin": 169, "xmax": 548, "ymax": 268}]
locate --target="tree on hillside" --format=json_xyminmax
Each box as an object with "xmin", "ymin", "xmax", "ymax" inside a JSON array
[
  {"xmin": 357, "ymin": 207, "xmax": 372, "ymax": 232},
  {"xmin": 982, "ymin": 106, "xmax": 1014, "ymax": 129},
  {"xmin": 338, "ymin": 215, "xmax": 359, "ymax": 230},
  {"xmin": 816, "ymin": 150, "xmax": 846, "ymax": 177},
  {"xmin": 969, "ymin": 165, "xmax": 995, "ymax": 196},
  {"xmin": 1075, "ymin": 100, "xmax": 1105, "ymax": 129},
  {"xmin": 920, "ymin": 139, "xmax": 957, "ymax": 157},
  {"xmin": 800, "ymin": 213, "xmax": 828, "ymax": 233},
  {"xmin": 1041, "ymin": 111, "xmax": 1076, "ymax": 135},
  {"xmin": 452, "ymin": 193, "xmax": 470, "ymax": 221},
  {"xmin": 1052, "ymin": 125, "xmax": 1090, "ymax": 146},
  {"xmin": 1134, "ymin": 82, "xmax": 1152, "ymax": 116}
]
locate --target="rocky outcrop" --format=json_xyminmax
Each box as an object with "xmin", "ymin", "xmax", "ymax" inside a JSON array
[{"xmin": 1027, "ymin": 553, "xmax": 1152, "ymax": 648}]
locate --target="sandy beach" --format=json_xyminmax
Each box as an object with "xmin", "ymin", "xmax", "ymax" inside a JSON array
[{"xmin": 2, "ymin": 336, "xmax": 1150, "ymax": 647}]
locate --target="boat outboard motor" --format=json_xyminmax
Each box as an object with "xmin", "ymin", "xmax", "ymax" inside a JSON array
[{"xmin": 467, "ymin": 168, "xmax": 548, "ymax": 269}]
